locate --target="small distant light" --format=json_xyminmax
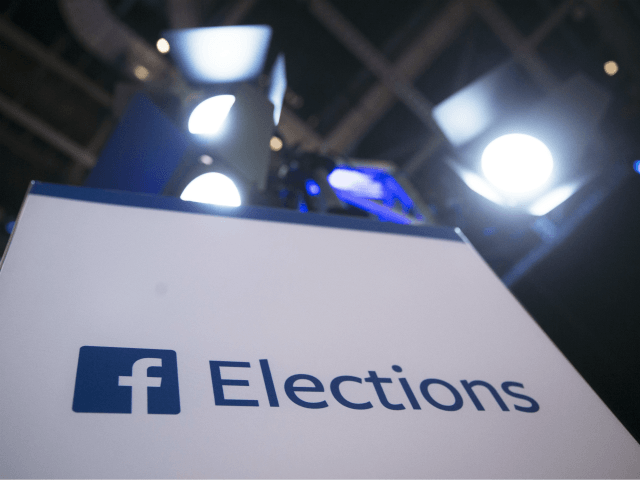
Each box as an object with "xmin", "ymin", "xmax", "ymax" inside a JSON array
[
  {"xmin": 270, "ymin": 136, "xmax": 283, "ymax": 152},
  {"xmin": 180, "ymin": 172, "xmax": 241, "ymax": 207},
  {"xmin": 5, "ymin": 220, "xmax": 15, "ymax": 235},
  {"xmin": 604, "ymin": 60, "xmax": 618, "ymax": 76},
  {"xmin": 156, "ymin": 38, "xmax": 170, "ymax": 54},
  {"xmin": 199, "ymin": 154, "xmax": 213, "ymax": 165},
  {"xmin": 133, "ymin": 65, "xmax": 150, "ymax": 81},
  {"xmin": 305, "ymin": 179, "xmax": 320, "ymax": 196},
  {"xmin": 188, "ymin": 95, "xmax": 236, "ymax": 135},
  {"xmin": 634, "ymin": 160, "xmax": 640, "ymax": 174}
]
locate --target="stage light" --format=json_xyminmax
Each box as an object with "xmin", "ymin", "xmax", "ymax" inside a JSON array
[
  {"xmin": 180, "ymin": 172, "xmax": 241, "ymax": 207},
  {"xmin": 305, "ymin": 179, "xmax": 320, "ymax": 196},
  {"xmin": 156, "ymin": 38, "xmax": 170, "ymax": 54},
  {"xmin": 604, "ymin": 61, "xmax": 618, "ymax": 76},
  {"xmin": 163, "ymin": 26, "xmax": 272, "ymax": 84},
  {"xmin": 633, "ymin": 160, "xmax": 640, "ymax": 174},
  {"xmin": 328, "ymin": 168, "xmax": 384, "ymax": 198},
  {"xmin": 188, "ymin": 95, "xmax": 236, "ymax": 135},
  {"xmin": 270, "ymin": 136, "xmax": 283, "ymax": 152},
  {"xmin": 481, "ymin": 134, "xmax": 553, "ymax": 194}
]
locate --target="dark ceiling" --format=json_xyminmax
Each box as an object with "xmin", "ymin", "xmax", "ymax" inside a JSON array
[{"xmin": 0, "ymin": 0, "xmax": 639, "ymax": 441}]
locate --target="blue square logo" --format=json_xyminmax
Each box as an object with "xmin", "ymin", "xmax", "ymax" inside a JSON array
[{"xmin": 72, "ymin": 346, "xmax": 180, "ymax": 414}]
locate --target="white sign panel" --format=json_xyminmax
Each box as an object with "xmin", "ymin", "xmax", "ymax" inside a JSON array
[{"xmin": 1, "ymin": 182, "xmax": 638, "ymax": 478}]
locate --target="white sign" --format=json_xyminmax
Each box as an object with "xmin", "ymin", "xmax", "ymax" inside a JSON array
[{"xmin": 1, "ymin": 182, "xmax": 638, "ymax": 478}]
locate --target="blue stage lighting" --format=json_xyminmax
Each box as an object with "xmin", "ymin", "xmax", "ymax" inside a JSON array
[
  {"xmin": 305, "ymin": 179, "xmax": 321, "ymax": 196},
  {"xmin": 163, "ymin": 26, "xmax": 272, "ymax": 84},
  {"xmin": 634, "ymin": 160, "xmax": 640, "ymax": 174},
  {"xmin": 327, "ymin": 166, "xmax": 421, "ymax": 224}
]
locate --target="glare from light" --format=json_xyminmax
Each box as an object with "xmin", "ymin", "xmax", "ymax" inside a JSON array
[
  {"xmin": 305, "ymin": 179, "xmax": 320, "ymax": 196},
  {"xmin": 270, "ymin": 136, "xmax": 283, "ymax": 152},
  {"xmin": 163, "ymin": 25, "xmax": 272, "ymax": 83},
  {"xmin": 133, "ymin": 65, "xmax": 150, "ymax": 81},
  {"xmin": 604, "ymin": 60, "xmax": 618, "ymax": 76},
  {"xmin": 433, "ymin": 88, "xmax": 493, "ymax": 146},
  {"xmin": 188, "ymin": 95, "xmax": 236, "ymax": 135},
  {"xmin": 481, "ymin": 134, "xmax": 553, "ymax": 194},
  {"xmin": 156, "ymin": 38, "xmax": 170, "ymax": 54},
  {"xmin": 268, "ymin": 53, "xmax": 287, "ymax": 125},
  {"xmin": 180, "ymin": 172, "xmax": 241, "ymax": 207},
  {"xmin": 528, "ymin": 183, "xmax": 578, "ymax": 216},
  {"xmin": 199, "ymin": 154, "xmax": 213, "ymax": 165},
  {"xmin": 457, "ymin": 168, "xmax": 504, "ymax": 205},
  {"xmin": 327, "ymin": 168, "xmax": 384, "ymax": 198},
  {"xmin": 633, "ymin": 160, "xmax": 640, "ymax": 174}
]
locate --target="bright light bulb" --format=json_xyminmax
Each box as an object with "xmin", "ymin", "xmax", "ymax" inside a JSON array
[
  {"xmin": 180, "ymin": 172, "xmax": 241, "ymax": 207},
  {"xmin": 156, "ymin": 38, "xmax": 170, "ymax": 54},
  {"xmin": 481, "ymin": 134, "xmax": 553, "ymax": 194},
  {"xmin": 188, "ymin": 95, "xmax": 236, "ymax": 135},
  {"xmin": 327, "ymin": 168, "xmax": 384, "ymax": 198}
]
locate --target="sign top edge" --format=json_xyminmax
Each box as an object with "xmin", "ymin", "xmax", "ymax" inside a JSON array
[{"xmin": 29, "ymin": 182, "xmax": 464, "ymax": 243}]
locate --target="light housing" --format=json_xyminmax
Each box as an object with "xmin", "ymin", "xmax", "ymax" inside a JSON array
[{"xmin": 434, "ymin": 62, "xmax": 611, "ymax": 216}]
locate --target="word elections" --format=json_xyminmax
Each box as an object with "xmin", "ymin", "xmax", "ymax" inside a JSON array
[{"xmin": 211, "ymin": 360, "xmax": 539, "ymax": 412}]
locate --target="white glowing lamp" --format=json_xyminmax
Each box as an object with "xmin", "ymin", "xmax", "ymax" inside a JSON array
[
  {"xmin": 188, "ymin": 95, "xmax": 236, "ymax": 135},
  {"xmin": 481, "ymin": 134, "xmax": 553, "ymax": 194},
  {"xmin": 180, "ymin": 172, "xmax": 241, "ymax": 207}
]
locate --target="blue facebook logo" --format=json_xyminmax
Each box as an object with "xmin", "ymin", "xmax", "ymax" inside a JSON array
[{"xmin": 72, "ymin": 346, "xmax": 180, "ymax": 414}]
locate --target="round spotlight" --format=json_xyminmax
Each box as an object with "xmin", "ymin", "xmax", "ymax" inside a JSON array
[
  {"xmin": 604, "ymin": 60, "xmax": 618, "ymax": 76},
  {"xmin": 188, "ymin": 95, "xmax": 236, "ymax": 135},
  {"xmin": 481, "ymin": 134, "xmax": 553, "ymax": 194},
  {"xmin": 156, "ymin": 38, "xmax": 170, "ymax": 54},
  {"xmin": 634, "ymin": 160, "xmax": 640, "ymax": 175},
  {"xmin": 180, "ymin": 172, "xmax": 241, "ymax": 207}
]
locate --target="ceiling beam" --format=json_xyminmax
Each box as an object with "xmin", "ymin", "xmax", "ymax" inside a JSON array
[
  {"xmin": 0, "ymin": 92, "xmax": 96, "ymax": 168},
  {"xmin": 472, "ymin": 0, "xmax": 559, "ymax": 92},
  {"xmin": 0, "ymin": 16, "xmax": 112, "ymax": 107},
  {"xmin": 315, "ymin": 0, "xmax": 470, "ymax": 155},
  {"xmin": 308, "ymin": 0, "xmax": 444, "ymax": 132}
]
